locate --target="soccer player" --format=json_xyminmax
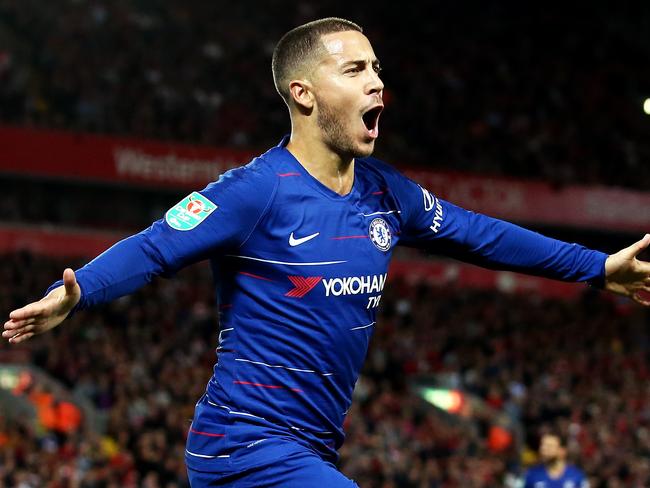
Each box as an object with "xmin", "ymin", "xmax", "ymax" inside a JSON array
[
  {"xmin": 522, "ymin": 433, "xmax": 589, "ymax": 488},
  {"xmin": 4, "ymin": 17, "xmax": 650, "ymax": 487}
]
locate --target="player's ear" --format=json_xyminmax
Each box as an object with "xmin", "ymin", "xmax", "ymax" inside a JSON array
[{"xmin": 289, "ymin": 79, "xmax": 314, "ymax": 112}]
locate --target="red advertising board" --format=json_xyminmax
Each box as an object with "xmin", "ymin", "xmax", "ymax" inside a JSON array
[
  {"xmin": 0, "ymin": 125, "xmax": 254, "ymax": 188},
  {"xmin": 1, "ymin": 125, "xmax": 649, "ymax": 231},
  {"xmin": 405, "ymin": 169, "xmax": 650, "ymax": 232}
]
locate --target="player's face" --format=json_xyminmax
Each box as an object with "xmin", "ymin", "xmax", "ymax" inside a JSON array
[
  {"xmin": 539, "ymin": 435, "xmax": 564, "ymax": 463},
  {"xmin": 311, "ymin": 30, "xmax": 384, "ymax": 158}
]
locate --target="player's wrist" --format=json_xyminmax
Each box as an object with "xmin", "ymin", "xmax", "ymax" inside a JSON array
[
  {"xmin": 47, "ymin": 284, "xmax": 81, "ymax": 310},
  {"xmin": 46, "ymin": 284, "xmax": 67, "ymax": 300}
]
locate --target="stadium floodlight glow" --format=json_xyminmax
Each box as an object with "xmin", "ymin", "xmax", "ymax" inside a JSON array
[
  {"xmin": 420, "ymin": 387, "xmax": 464, "ymax": 414},
  {"xmin": 644, "ymin": 98, "xmax": 650, "ymax": 115},
  {"xmin": 0, "ymin": 367, "xmax": 20, "ymax": 390}
]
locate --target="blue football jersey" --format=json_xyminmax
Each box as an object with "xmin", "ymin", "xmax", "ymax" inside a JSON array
[
  {"xmin": 49, "ymin": 137, "xmax": 607, "ymax": 472},
  {"xmin": 524, "ymin": 464, "xmax": 589, "ymax": 488}
]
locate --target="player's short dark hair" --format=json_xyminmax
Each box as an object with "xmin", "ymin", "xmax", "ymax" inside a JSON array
[
  {"xmin": 272, "ymin": 17, "xmax": 363, "ymax": 105},
  {"xmin": 540, "ymin": 430, "xmax": 567, "ymax": 448}
]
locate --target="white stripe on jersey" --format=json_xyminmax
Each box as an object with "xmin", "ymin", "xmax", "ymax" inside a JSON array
[
  {"xmin": 206, "ymin": 399, "xmax": 267, "ymax": 421},
  {"xmin": 350, "ymin": 322, "xmax": 375, "ymax": 331},
  {"xmin": 235, "ymin": 357, "xmax": 333, "ymax": 376},
  {"xmin": 185, "ymin": 449, "xmax": 230, "ymax": 459},
  {"xmin": 290, "ymin": 425, "xmax": 333, "ymax": 435},
  {"xmin": 359, "ymin": 210, "xmax": 401, "ymax": 217},
  {"xmin": 227, "ymin": 254, "xmax": 346, "ymax": 266}
]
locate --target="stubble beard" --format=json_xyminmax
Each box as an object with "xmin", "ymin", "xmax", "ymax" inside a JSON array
[
  {"xmin": 316, "ymin": 97, "xmax": 374, "ymax": 159},
  {"xmin": 542, "ymin": 456, "xmax": 559, "ymax": 467}
]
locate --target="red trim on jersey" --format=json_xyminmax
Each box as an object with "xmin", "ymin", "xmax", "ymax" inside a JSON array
[
  {"xmin": 277, "ymin": 172, "xmax": 301, "ymax": 177},
  {"xmin": 238, "ymin": 271, "xmax": 274, "ymax": 282},
  {"xmin": 233, "ymin": 380, "xmax": 303, "ymax": 393},
  {"xmin": 371, "ymin": 191, "xmax": 385, "ymax": 195},
  {"xmin": 189, "ymin": 428, "xmax": 225, "ymax": 438}
]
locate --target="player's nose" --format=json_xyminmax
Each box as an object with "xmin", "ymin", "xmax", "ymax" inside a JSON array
[{"xmin": 366, "ymin": 70, "xmax": 384, "ymax": 96}]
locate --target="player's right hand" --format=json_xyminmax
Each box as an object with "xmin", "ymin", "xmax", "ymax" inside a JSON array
[{"xmin": 3, "ymin": 268, "xmax": 81, "ymax": 344}]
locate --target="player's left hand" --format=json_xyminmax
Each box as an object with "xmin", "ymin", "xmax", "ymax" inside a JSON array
[{"xmin": 604, "ymin": 234, "xmax": 650, "ymax": 306}]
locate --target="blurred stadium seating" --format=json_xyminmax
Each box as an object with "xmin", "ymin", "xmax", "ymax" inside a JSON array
[
  {"xmin": 1, "ymin": 2, "xmax": 650, "ymax": 487},
  {"xmin": 1, "ymin": 1, "xmax": 649, "ymax": 188}
]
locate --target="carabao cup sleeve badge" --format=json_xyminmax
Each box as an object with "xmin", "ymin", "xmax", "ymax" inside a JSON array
[{"xmin": 165, "ymin": 192, "xmax": 218, "ymax": 231}]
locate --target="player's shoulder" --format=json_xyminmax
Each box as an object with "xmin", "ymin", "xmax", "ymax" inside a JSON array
[
  {"xmin": 203, "ymin": 150, "xmax": 280, "ymax": 200},
  {"xmin": 356, "ymin": 156, "xmax": 415, "ymax": 194},
  {"xmin": 357, "ymin": 155, "xmax": 404, "ymax": 180},
  {"xmin": 524, "ymin": 464, "xmax": 546, "ymax": 477},
  {"xmin": 217, "ymin": 154, "xmax": 276, "ymax": 185}
]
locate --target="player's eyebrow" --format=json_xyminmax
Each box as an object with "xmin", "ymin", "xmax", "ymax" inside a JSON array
[{"xmin": 340, "ymin": 58, "xmax": 382, "ymax": 71}]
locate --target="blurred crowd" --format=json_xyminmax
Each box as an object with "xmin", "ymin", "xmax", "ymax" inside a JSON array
[
  {"xmin": 1, "ymin": 1, "xmax": 650, "ymax": 189},
  {"xmin": 2, "ymin": 252, "xmax": 650, "ymax": 487},
  {"xmin": 0, "ymin": 177, "xmax": 178, "ymax": 232},
  {"xmin": 2, "ymin": 2, "xmax": 650, "ymax": 486}
]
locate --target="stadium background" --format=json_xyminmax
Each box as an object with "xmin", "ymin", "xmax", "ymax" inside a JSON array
[{"xmin": 1, "ymin": 2, "xmax": 650, "ymax": 487}]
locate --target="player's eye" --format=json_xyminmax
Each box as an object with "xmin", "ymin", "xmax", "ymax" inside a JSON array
[{"xmin": 344, "ymin": 66, "xmax": 362, "ymax": 74}]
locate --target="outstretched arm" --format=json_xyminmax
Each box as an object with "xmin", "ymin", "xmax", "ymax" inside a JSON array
[
  {"xmin": 388, "ymin": 170, "xmax": 650, "ymax": 303},
  {"xmin": 2, "ymin": 160, "xmax": 278, "ymax": 345},
  {"xmin": 604, "ymin": 234, "xmax": 650, "ymax": 306},
  {"xmin": 3, "ymin": 268, "xmax": 80, "ymax": 344}
]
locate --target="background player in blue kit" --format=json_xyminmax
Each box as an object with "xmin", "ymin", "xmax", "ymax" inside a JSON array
[
  {"xmin": 522, "ymin": 433, "xmax": 589, "ymax": 488},
  {"xmin": 4, "ymin": 17, "xmax": 650, "ymax": 488}
]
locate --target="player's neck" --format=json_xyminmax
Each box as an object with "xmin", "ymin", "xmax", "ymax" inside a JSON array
[
  {"xmin": 545, "ymin": 459, "xmax": 567, "ymax": 478},
  {"xmin": 286, "ymin": 134, "xmax": 354, "ymax": 196}
]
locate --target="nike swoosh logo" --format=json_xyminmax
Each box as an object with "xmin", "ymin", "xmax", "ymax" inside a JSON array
[{"xmin": 289, "ymin": 232, "xmax": 320, "ymax": 247}]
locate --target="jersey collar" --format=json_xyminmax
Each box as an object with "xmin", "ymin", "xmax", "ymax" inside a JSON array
[{"xmin": 275, "ymin": 135, "xmax": 360, "ymax": 201}]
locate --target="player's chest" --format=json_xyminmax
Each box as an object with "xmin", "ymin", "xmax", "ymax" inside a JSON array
[
  {"xmin": 534, "ymin": 478, "xmax": 580, "ymax": 488},
  {"xmin": 245, "ymin": 193, "xmax": 401, "ymax": 273}
]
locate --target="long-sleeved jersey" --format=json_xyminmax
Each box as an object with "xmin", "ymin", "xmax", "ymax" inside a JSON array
[
  {"xmin": 49, "ymin": 137, "xmax": 607, "ymax": 472},
  {"xmin": 523, "ymin": 464, "xmax": 589, "ymax": 488}
]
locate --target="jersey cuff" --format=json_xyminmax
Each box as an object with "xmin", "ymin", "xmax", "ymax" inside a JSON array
[
  {"xmin": 585, "ymin": 251, "xmax": 608, "ymax": 289},
  {"xmin": 44, "ymin": 278, "xmax": 87, "ymax": 319}
]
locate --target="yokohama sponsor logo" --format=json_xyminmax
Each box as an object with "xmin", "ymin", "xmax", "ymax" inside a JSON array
[{"xmin": 322, "ymin": 274, "xmax": 387, "ymax": 297}]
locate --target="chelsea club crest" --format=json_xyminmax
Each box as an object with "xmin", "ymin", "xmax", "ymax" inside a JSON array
[{"xmin": 369, "ymin": 218, "xmax": 392, "ymax": 252}]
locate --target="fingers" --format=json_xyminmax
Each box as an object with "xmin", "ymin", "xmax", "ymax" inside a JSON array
[
  {"xmin": 633, "ymin": 292, "xmax": 650, "ymax": 307},
  {"xmin": 2, "ymin": 319, "xmax": 36, "ymax": 341},
  {"xmin": 3, "ymin": 317, "xmax": 36, "ymax": 330},
  {"xmin": 8, "ymin": 301, "xmax": 48, "ymax": 321},
  {"xmin": 5, "ymin": 301, "xmax": 50, "ymax": 345},
  {"xmin": 3, "ymin": 269, "xmax": 75, "ymax": 345},
  {"xmin": 626, "ymin": 234, "xmax": 650, "ymax": 259},
  {"xmin": 62, "ymin": 268, "xmax": 77, "ymax": 296},
  {"xmin": 7, "ymin": 332, "xmax": 34, "ymax": 344}
]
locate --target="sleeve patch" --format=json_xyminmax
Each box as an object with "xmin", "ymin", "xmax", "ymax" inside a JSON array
[
  {"xmin": 419, "ymin": 185, "xmax": 436, "ymax": 212},
  {"xmin": 418, "ymin": 185, "xmax": 444, "ymax": 233},
  {"xmin": 165, "ymin": 192, "xmax": 218, "ymax": 231}
]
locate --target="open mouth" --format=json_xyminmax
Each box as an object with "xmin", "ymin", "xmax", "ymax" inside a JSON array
[{"xmin": 362, "ymin": 105, "xmax": 383, "ymax": 139}]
